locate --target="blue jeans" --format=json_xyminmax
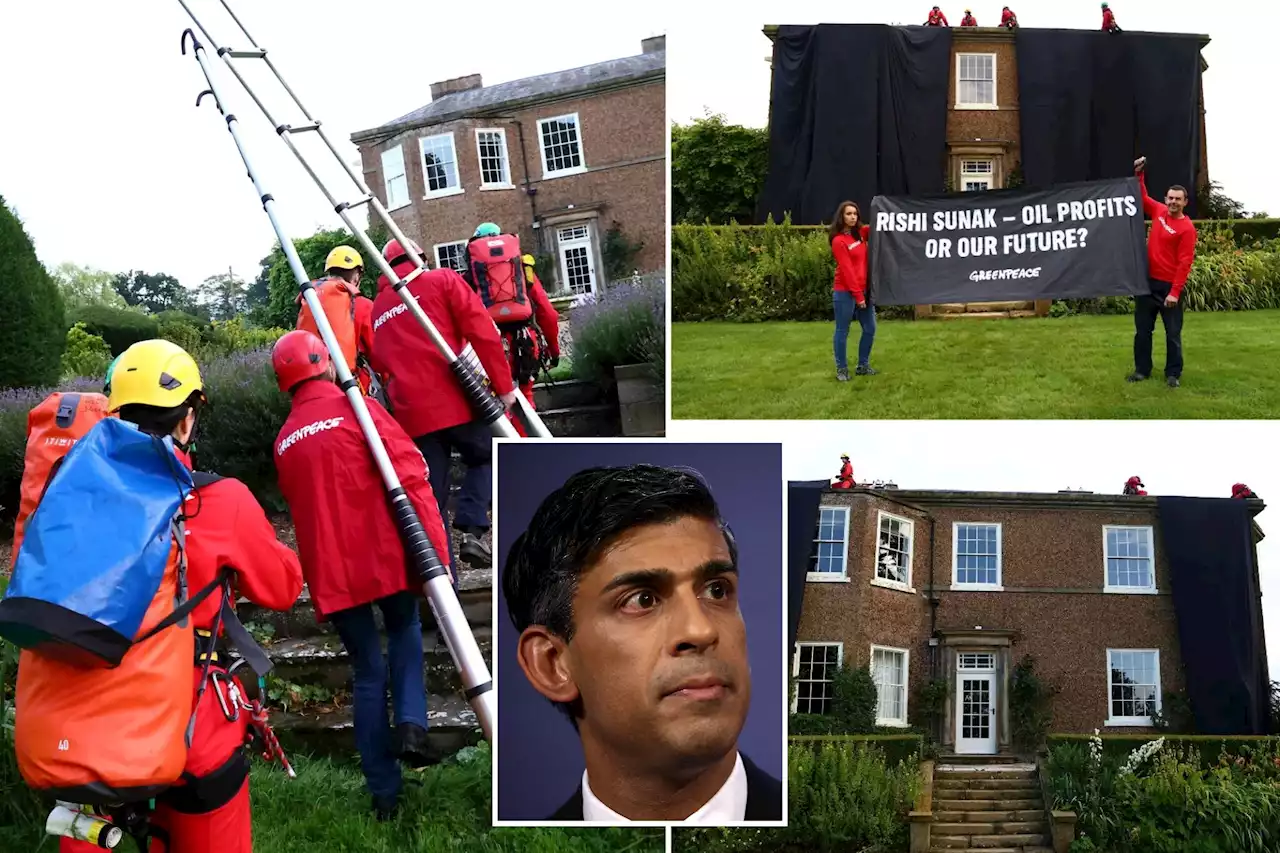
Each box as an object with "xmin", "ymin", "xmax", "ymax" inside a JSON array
[
  {"xmin": 833, "ymin": 293, "xmax": 877, "ymax": 369},
  {"xmin": 328, "ymin": 592, "xmax": 427, "ymax": 801},
  {"xmin": 414, "ymin": 421, "xmax": 493, "ymax": 589}
]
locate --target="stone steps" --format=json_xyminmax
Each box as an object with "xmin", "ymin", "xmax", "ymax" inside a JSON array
[
  {"xmin": 934, "ymin": 784, "xmax": 1043, "ymax": 797},
  {"xmin": 935, "ymin": 798, "xmax": 1043, "ymax": 812},
  {"xmin": 271, "ymin": 694, "xmax": 482, "ymax": 759},
  {"xmin": 930, "ymin": 758, "xmax": 1050, "ymax": 852},
  {"xmin": 935, "ymin": 809, "xmax": 1044, "ymax": 823},
  {"xmin": 936, "ymin": 310, "xmax": 1038, "ymax": 320},
  {"xmin": 930, "ymin": 834, "xmax": 1051, "ymax": 849},
  {"xmin": 539, "ymin": 403, "xmax": 620, "ymax": 437},
  {"xmin": 930, "ymin": 848, "xmax": 1053, "ymax": 853}
]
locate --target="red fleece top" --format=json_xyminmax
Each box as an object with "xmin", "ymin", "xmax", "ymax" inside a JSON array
[
  {"xmin": 1102, "ymin": 8, "xmax": 1116, "ymax": 28},
  {"xmin": 961, "ymin": 14, "xmax": 977, "ymax": 26},
  {"xmin": 1138, "ymin": 172, "xmax": 1197, "ymax": 299},
  {"xmin": 832, "ymin": 225, "xmax": 872, "ymax": 303}
]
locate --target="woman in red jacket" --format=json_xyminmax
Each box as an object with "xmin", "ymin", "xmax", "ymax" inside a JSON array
[{"xmin": 828, "ymin": 200, "xmax": 877, "ymax": 381}]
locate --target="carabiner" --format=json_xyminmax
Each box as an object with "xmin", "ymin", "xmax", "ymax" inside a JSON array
[{"xmin": 210, "ymin": 671, "xmax": 240, "ymax": 723}]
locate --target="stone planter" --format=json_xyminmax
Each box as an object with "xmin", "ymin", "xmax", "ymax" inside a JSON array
[{"xmin": 614, "ymin": 363, "xmax": 665, "ymax": 437}]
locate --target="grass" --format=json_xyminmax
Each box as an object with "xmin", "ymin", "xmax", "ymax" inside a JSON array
[
  {"xmin": 0, "ymin": 744, "xmax": 664, "ymax": 853},
  {"xmin": 672, "ymin": 310, "xmax": 1280, "ymax": 419}
]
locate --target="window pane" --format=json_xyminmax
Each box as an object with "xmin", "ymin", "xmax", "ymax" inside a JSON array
[
  {"xmin": 477, "ymin": 131, "xmax": 509, "ymax": 185},
  {"xmin": 421, "ymin": 136, "xmax": 458, "ymax": 192},
  {"xmin": 541, "ymin": 116, "xmax": 583, "ymax": 174}
]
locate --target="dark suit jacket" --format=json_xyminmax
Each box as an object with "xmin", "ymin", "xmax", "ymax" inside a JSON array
[{"xmin": 549, "ymin": 752, "xmax": 783, "ymax": 821}]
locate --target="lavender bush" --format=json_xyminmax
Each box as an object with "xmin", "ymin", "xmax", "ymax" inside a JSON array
[{"xmin": 570, "ymin": 275, "xmax": 666, "ymax": 387}]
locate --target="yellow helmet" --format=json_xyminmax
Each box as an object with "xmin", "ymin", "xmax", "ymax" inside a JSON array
[
  {"xmin": 106, "ymin": 339, "xmax": 205, "ymax": 412},
  {"xmin": 324, "ymin": 245, "xmax": 363, "ymax": 271}
]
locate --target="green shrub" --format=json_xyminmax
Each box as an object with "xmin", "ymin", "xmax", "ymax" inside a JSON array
[
  {"xmin": 0, "ymin": 196, "xmax": 65, "ymax": 390},
  {"xmin": 570, "ymin": 280, "xmax": 664, "ymax": 386},
  {"xmin": 675, "ymin": 739, "xmax": 920, "ymax": 853},
  {"xmin": 1048, "ymin": 734, "xmax": 1280, "ymax": 768},
  {"xmin": 60, "ymin": 323, "xmax": 113, "ymax": 380},
  {"xmin": 1010, "ymin": 654, "xmax": 1059, "ymax": 751},
  {"xmin": 791, "ymin": 734, "xmax": 924, "ymax": 767},
  {"xmin": 0, "ymin": 577, "xmax": 45, "ymax": 837},
  {"xmin": 68, "ymin": 304, "xmax": 159, "ymax": 356}
]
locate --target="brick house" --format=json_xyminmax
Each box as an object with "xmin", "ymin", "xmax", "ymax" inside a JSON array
[
  {"xmin": 790, "ymin": 485, "xmax": 1268, "ymax": 755},
  {"xmin": 350, "ymin": 37, "xmax": 666, "ymax": 299}
]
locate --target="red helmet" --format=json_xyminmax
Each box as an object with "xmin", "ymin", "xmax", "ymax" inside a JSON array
[
  {"xmin": 381, "ymin": 238, "xmax": 425, "ymax": 266},
  {"xmin": 272, "ymin": 330, "xmax": 331, "ymax": 393},
  {"xmin": 1232, "ymin": 483, "xmax": 1250, "ymax": 496},
  {"xmin": 1126, "ymin": 476, "xmax": 1144, "ymax": 487}
]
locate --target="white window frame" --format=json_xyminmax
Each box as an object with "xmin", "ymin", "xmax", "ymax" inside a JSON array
[
  {"xmin": 474, "ymin": 127, "xmax": 514, "ymax": 190},
  {"xmin": 791, "ymin": 642, "xmax": 844, "ymax": 715},
  {"xmin": 418, "ymin": 133, "xmax": 464, "ymax": 200},
  {"xmin": 956, "ymin": 53, "xmax": 997, "ymax": 109},
  {"xmin": 960, "ymin": 159, "xmax": 995, "ymax": 192},
  {"xmin": 432, "ymin": 240, "xmax": 468, "ymax": 274},
  {"xmin": 873, "ymin": 511, "xmax": 915, "ymax": 593},
  {"xmin": 537, "ymin": 112, "xmax": 587, "ymax": 179},
  {"xmin": 1103, "ymin": 525, "xmax": 1158, "ymax": 594},
  {"xmin": 556, "ymin": 222, "xmax": 599, "ymax": 297},
  {"xmin": 1105, "ymin": 648, "xmax": 1162, "ymax": 727},
  {"xmin": 952, "ymin": 522, "xmax": 1004, "ymax": 591},
  {"xmin": 870, "ymin": 645, "xmax": 911, "ymax": 727},
  {"xmin": 380, "ymin": 145, "xmax": 410, "ymax": 211},
  {"xmin": 809, "ymin": 505, "xmax": 851, "ymax": 582}
]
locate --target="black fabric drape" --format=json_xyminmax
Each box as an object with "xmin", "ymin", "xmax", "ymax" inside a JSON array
[
  {"xmin": 757, "ymin": 25, "xmax": 951, "ymax": 226},
  {"xmin": 1158, "ymin": 497, "xmax": 1267, "ymax": 735},
  {"xmin": 787, "ymin": 480, "xmax": 830, "ymax": 651},
  {"xmin": 1016, "ymin": 30, "xmax": 1203, "ymax": 217}
]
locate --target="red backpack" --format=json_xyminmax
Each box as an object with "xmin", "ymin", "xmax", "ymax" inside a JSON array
[{"xmin": 467, "ymin": 233, "xmax": 533, "ymax": 326}]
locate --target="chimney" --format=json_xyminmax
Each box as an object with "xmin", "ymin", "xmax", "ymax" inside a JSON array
[
  {"xmin": 641, "ymin": 35, "xmax": 666, "ymax": 54},
  {"xmin": 430, "ymin": 74, "xmax": 483, "ymax": 101}
]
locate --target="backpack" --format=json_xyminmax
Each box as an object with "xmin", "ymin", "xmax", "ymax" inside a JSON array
[
  {"xmin": 0, "ymin": 418, "xmax": 214, "ymax": 804},
  {"xmin": 467, "ymin": 233, "xmax": 533, "ymax": 327},
  {"xmin": 297, "ymin": 277, "xmax": 359, "ymax": 371}
]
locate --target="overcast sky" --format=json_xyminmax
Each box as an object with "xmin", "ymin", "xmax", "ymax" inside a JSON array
[
  {"xmin": 669, "ymin": 0, "xmax": 1274, "ymax": 217},
  {"xmin": 0, "ymin": 1, "xmax": 664, "ymax": 290},
  {"xmin": 671, "ymin": 419, "xmax": 1280, "ymax": 679}
]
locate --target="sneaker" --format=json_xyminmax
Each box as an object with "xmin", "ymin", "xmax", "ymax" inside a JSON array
[
  {"xmin": 459, "ymin": 532, "xmax": 491, "ymax": 569},
  {"xmin": 855, "ymin": 365, "xmax": 878, "ymax": 376},
  {"xmin": 396, "ymin": 722, "xmax": 439, "ymax": 769},
  {"xmin": 1125, "ymin": 372, "xmax": 1149, "ymax": 383},
  {"xmin": 836, "ymin": 368, "xmax": 850, "ymax": 382},
  {"xmin": 1167, "ymin": 376, "xmax": 1180, "ymax": 388}
]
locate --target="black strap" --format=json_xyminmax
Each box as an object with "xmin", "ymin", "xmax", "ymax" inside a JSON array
[
  {"xmin": 135, "ymin": 569, "xmax": 229, "ymax": 645},
  {"xmin": 220, "ymin": 598, "xmax": 274, "ymax": 678},
  {"xmin": 162, "ymin": 750, "xmax": 250, "ymax": 815},
  {"xmin": 190, "ymin": 471, "xmax": 225, "ymax": 489}
]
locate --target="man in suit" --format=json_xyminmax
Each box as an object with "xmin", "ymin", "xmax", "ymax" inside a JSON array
[{"xmin": 502, "ymin": 464, "xmax": 783, "ymax": 822}]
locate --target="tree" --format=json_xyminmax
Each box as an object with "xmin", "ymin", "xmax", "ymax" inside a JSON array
[
  {"xmin": 195, "ymin": 270, "xmax": 249, "ymax": 321},
  {"xmin": 671, "ymin": 112, "xmax": 769, "ymax": 224},
  {"xmin": 263, "ymin": 225, "xmax": 390, "ymax": 329},
  {"xmin": 1197, "ymin": 181, "xmax": 1271, "ymax": 220},
  {"xmin": 50, "ymin": 262, "xmax": 129, "ymax": 311},
  {"xmin": 112, "ymin": 270, "xmax": 186, "ymax": 314},
  {"xmin": 0, "ymin": 195, "xmax": 65, "ymax": 388}
]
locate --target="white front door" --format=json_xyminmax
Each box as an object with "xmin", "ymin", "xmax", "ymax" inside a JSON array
[
  {"xmin": 557, "ymin": 224, "xmax": 598, "ymax": 297},
  {"xmin": 956, "ymin": 672, "xmax": 998, "ymax": 754},
  {"xmin": 960, "ymin": 158, "xmax": 994, "ymax": 192}
]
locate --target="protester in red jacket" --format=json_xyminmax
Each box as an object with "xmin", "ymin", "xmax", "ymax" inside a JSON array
[
  {"xmin": 504, "ymin": 252, "xmax": 562, "ymax": 438},
  {"xmin": 832, "ymin": 455, "xmax": 855, "ymax": 490},
  {"xmin": 62, "ymin": 343, "xmax": 303, "ymax": 853},
  {"xmin": 1128, "ymin": 156, "xmax": 1197, "ymax": 388},
  {"xmin": 1102, "ymin": 3, "xmax": 1121, "ymax": 32},
  {"xmin": 828, "ymin": 200, "xmax": 877, "ymax": 381},
  {"xmin": 370, "ymin": 239, "xmax": 518, "ymax": 576},
  {"xmin": 1232, "ymin": 483, "xmax": 1259, "ymax": 500},
  {"xmin": 271, "ymin": 330, "xmax": 452, "ymax": 820},
  {"xmin": 1123, "ymin": 476, "xmax": 1148, "ymax": 496},
  {"xmin": 961, "ymin": 9, "xmax": 977, "ymax": 26},
  {"xmin": 1001, "ymin": 6, "xmax": 1018, "ymax": 28},
  {"xmin": 926, "ymin": 6, "xmax": 948, "ymax": 26}
]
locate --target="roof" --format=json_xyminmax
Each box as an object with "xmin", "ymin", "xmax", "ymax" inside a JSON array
[
  {"xmin": 351, "ymin": 51, "xmax": 665, "ymax": 145},
  {"xmin": 821, "ymin": 487, "xmax": 1265, "ymax": 519}
]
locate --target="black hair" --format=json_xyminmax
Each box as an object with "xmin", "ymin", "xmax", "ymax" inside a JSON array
[
  {"xmin": 326, "ymin": 266, "xmax": 360, "ymax": 283},
  {"xmin": 1167, "ymin": 185, "xmax": 1188, "ymax": 200},
  {"xmin": 117, "ymin": 392, "xmax": 203, "ymax": 440},
  {"xmin": 503, "ymin": 464, "xmax": 737, "ymax": 641}
]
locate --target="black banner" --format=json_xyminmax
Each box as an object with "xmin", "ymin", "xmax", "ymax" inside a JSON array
[
  {"xmin": 868, "ymin": 177, "xmax": 1150, "ymax": 305},
  {"xmin": 787, "ymin": 480, "xmax": 830, "ymax": 654}
]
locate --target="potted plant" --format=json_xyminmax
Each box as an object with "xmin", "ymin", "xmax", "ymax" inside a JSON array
[{"xmin": 569, "ymin": 275, "xmax": 665, "ymax": 436}]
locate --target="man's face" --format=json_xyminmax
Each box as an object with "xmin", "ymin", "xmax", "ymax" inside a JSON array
[
  {"xmin": 1165, "ymin": 189, "xmax": 1186, "ymax": 215},
  {"xmin": 565, "ymin": 515, "xmax": 750, "ymax": 770}
]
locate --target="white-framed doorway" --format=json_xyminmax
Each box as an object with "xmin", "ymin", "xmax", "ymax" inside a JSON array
[
  {"xmin": 960, "ymin": 158, "xmax": 995, "ymax": 192},
  {"xmin": 955, "ymin": 651, "xmax": 998, "ymax": 754},
  {"xmin": 556, "ymin": 223, "xmax": 598, "ymax": 297}
]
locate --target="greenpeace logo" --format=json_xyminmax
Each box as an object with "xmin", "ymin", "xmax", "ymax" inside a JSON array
[
  {"xmin": 1157, "ymin": 216, "xmax": 1177, "ymax": 235},
  {"xmin": 374, "ymin": 304, "xmax": 407, "ymax": 330},
  {"xmin": 43, "ymin": 437, "xmax": 76, "ymax": 447},
  {"xmin": 277, "ymin": 417, "xmax": 344, "ymax": 455},
  {"xmin": 969, "ymin": 267, "xmax": 1043, "ymax": 282}
]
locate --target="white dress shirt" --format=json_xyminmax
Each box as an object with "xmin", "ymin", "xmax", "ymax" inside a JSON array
[{"xmin": 581, "ymin": 751, "xmax": 748, "ymax": 823}]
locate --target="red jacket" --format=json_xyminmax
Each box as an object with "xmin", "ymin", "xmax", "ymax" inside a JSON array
[
  {"xmin": 838, "ymin": 461, "xmax": 854, "ymax": 483},
  {"xmin": 832, "ymin": 225, "xmax": 872, "ymax": 303},
  {"xmin": 1138, "ymin": 172, "xmax": 1197, "ymax": 299},
  {"xmin": 272, "ymin": 381, "xmax": 449, "ymax": 619},
  {"xmin": 370, "ymin": 262, "xmax": 514, "ymax": 439},
  {"xmin": 961, "ymin": 14, "xmax": 977, "ymax": 26},
  {"xmin": 1102, "ymin": 8, "xmax": 1116, "ymax": 28},
  {"xmin": 927, "ymin": 10, "xmax": 948, "ymax": 25},
  {"xmin": 1001, "ymin": 9, "xmax": 1016, "ymax": 26},
  {"xmin": 525, "ymin": 269, "xmax": 562, "ymax": 359},
  {"xmin": 184, "ymin": 476, "xmax": 303, "ymax": 631}
]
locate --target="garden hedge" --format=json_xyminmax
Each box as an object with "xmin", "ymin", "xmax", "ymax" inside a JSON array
[
  {"xmin": 673, "ymin": 221, "xmax": 1280, "ymax": 322},
  {"xmin": 0, "ymin": 196, "xmax": 65, "ymax": 389},
  {"xmin": 790, "ymin": 733, "xmax": 924, "ymax": 767},
  {"xmin": 68, "ymin": 305, "xmax": 160, "ymax": 355},
  {"xmin": 1047, "ymin": 733, "xmax": 1280, "ymax": 767}
]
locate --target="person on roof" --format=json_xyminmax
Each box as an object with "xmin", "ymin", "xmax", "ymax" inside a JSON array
[
  {"xmin": 832, "ymin": 454, "xmax": 855, "ymax": 490},
  {"xmin": 369, "ymin": 238, "xmax": 520, "ymax": 578},
  {"xmin": 926, "ymin": 5, "xmax": 949, "ymax": 26},
  {"xmin": 1123, "ymin": 476, "xmax": 1148, "ymax": 496},
  {"xmin": 61, "ymin": 340, "xmax": 304, "ymax": 853},
  {"xmin": 1232, "ymin": 483, "xmax": 1260, "ymax": 500},
  {"xmin": 961, "ymin": 9, "xmax": 977, "ymax": 26},
  {"xmin": 270, "ymin": 330, "xmax": 453, "ymax": 821},
  {"xmin": 296, "ymin": 246, "xmax": 379, "ymax": 396},
  {"xmin": 1102, "ymin": 2, "xmax": 1122, "ymax": 32},
  {"xmin": 1001, "ymin": 6, "xmax": 1018, "ymax": 28}
]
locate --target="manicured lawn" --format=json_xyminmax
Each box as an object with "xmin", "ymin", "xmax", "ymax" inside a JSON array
[
  {"xmin": 0, "ymin": 745, "xmax": 664, "ymax": 853},
  {"xmin": 672, "ymin": 310, "xmax": 1280, "ymax": 419}
]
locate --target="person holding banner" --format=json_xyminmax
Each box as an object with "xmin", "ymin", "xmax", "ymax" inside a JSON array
[
  {"xmin": 828, "ymin": 201, "xmax": 877, "ymax": 381},
  {"xmin": 1128, "ymin": 156, "xmax": 1196, "ymax": 388}
]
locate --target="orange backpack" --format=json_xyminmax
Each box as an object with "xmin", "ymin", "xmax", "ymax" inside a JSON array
[
  {"xmin": 467, "ymin": 233, "xmax": 533, "ymax": 326},
  {"xmin": 297, "ymin": 277, "xmax": 359, "ymax": 371},
  {"xmin": 10, "ymin": 392, "xmax": 113, "ymax": 566}
]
